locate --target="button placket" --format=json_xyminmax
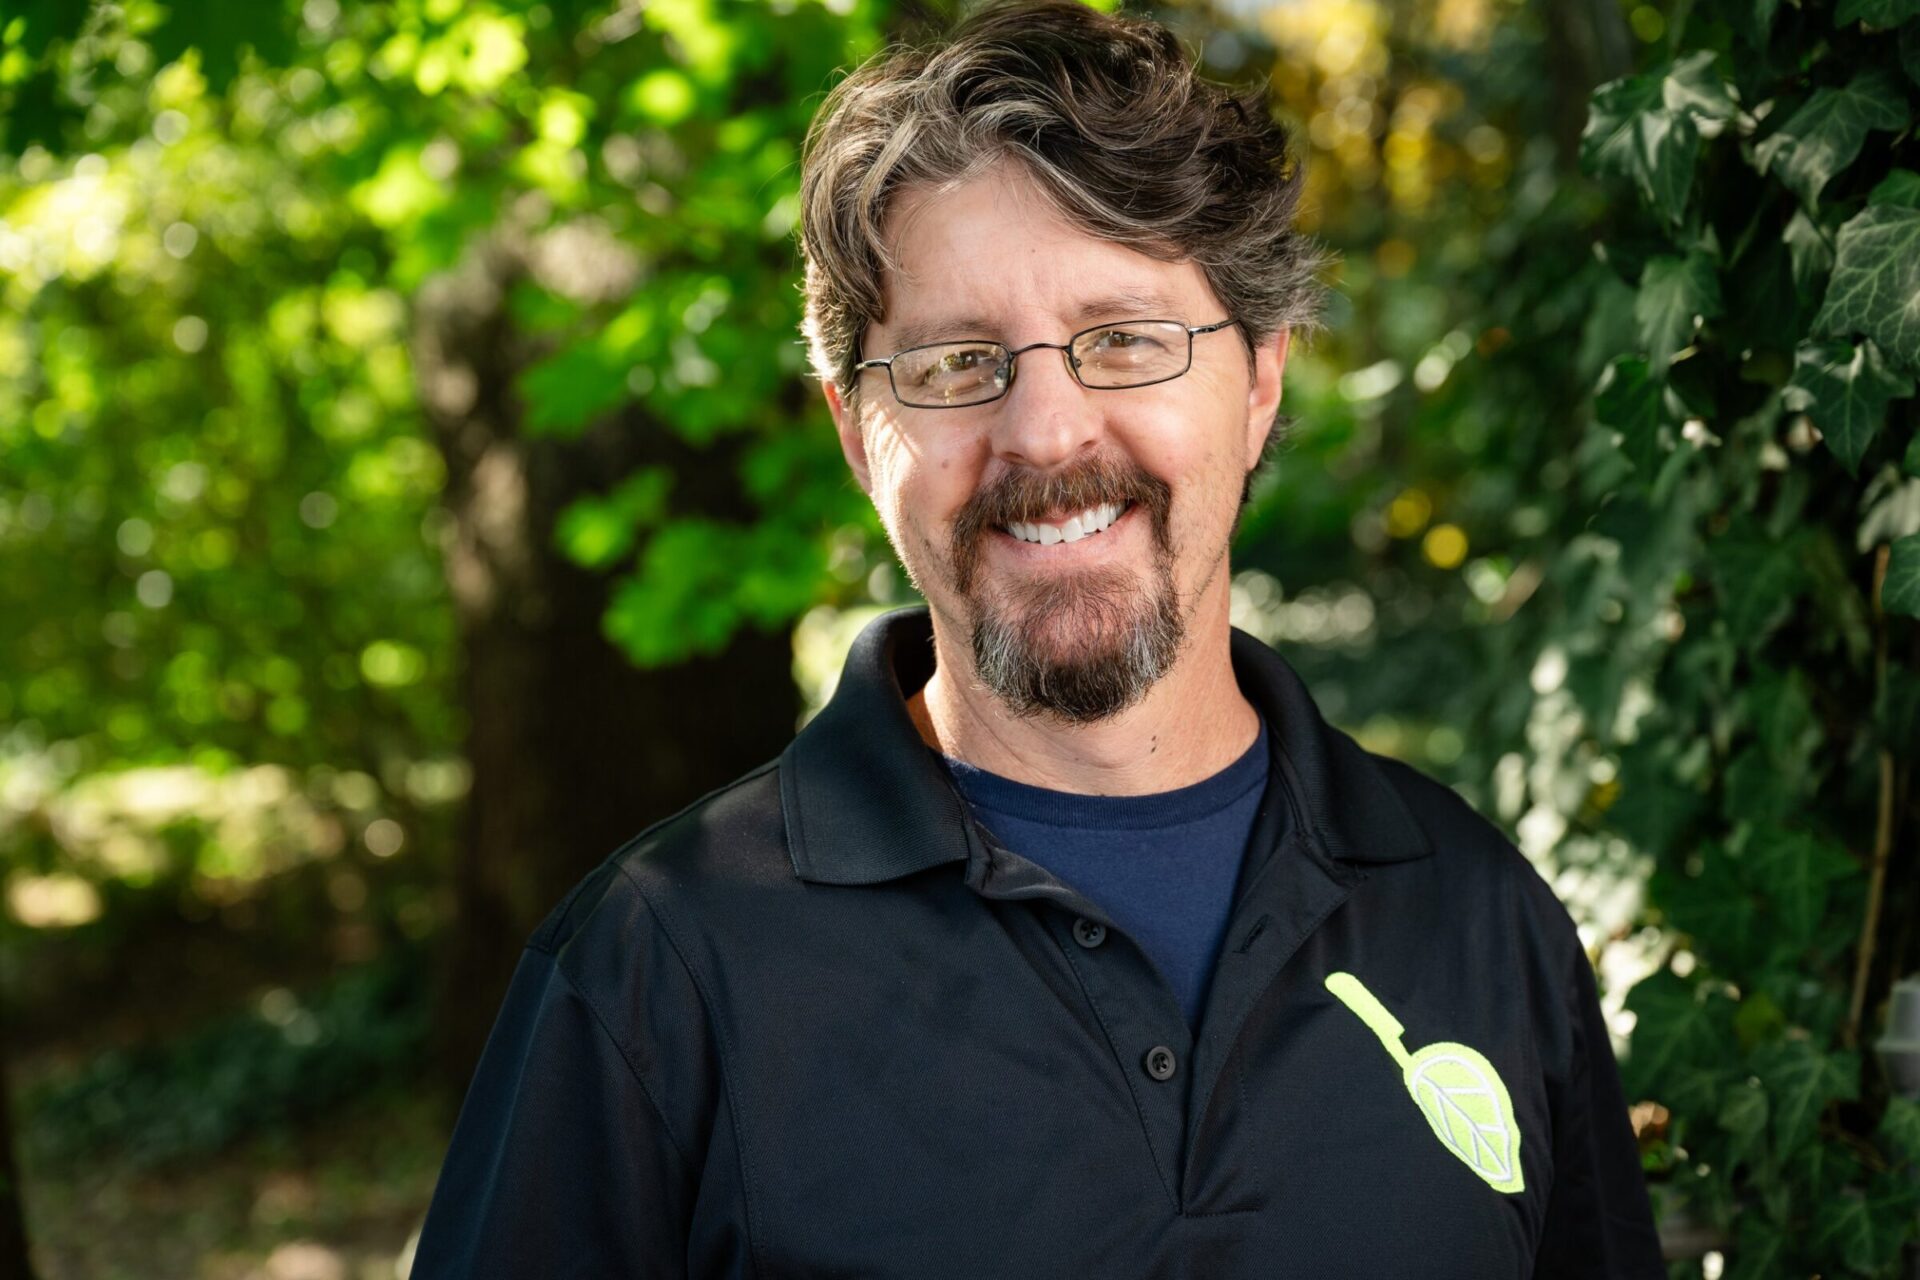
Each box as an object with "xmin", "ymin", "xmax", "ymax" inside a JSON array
[{"xmin": 1039, "ymin": 905, "xmax": 1193, "ymax": 1210}]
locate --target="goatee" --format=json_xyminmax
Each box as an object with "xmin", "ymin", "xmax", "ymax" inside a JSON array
[{"xmin": 947, "ymin": 454, "xmax": 1184, "ymax": 724}]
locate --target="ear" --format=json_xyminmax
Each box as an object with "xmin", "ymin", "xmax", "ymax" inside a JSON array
[
  {"xmin": 825, "ymin": 380, "xmax": 873, "ymax": 495},
  {"xmin": 1244, "ymin": 327, "xmax": 1291, "ymax": 472}
]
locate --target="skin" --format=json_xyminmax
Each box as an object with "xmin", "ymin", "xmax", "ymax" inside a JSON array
[{"xmin": 823, "ymin": 160, "xmax": 1291, "ymax": 797}]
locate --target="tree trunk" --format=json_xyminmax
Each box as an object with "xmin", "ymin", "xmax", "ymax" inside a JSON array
[
  {"xmin": 1542, "ymin": 0, "xmax": 1634, "ymax": 165},
  {"xmin": 0, "ymin": 1025, "xmax": 35, "ymax": 1280},
  {"xmin": 415, "ymin": 234, "xmax": 800, "ymax": 1098}
]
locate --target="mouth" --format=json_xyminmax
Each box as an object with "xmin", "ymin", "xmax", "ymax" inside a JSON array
[{"xmin": 998, "ymin": 501, "xmax": 1132, "ymax": 547}]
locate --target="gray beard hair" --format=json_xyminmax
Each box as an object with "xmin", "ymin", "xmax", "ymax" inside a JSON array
[{"xmin": 968, "ymin": 560, "xmax": 1185, "ymax": 725}]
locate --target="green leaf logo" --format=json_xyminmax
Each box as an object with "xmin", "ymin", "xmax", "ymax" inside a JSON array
[{"xmin": 1325, "ymin": 971, "xmax": 1526, "ymax": 1195}]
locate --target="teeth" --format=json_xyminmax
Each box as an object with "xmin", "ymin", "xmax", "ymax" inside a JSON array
[{"xmin": 1005, "ymin": 502, "xmax": 1129, "ymax": 545}]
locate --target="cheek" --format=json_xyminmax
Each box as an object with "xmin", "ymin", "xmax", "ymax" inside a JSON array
[{"xmin": 1130, "ymin": 401, "xmax": 1246, "ymax": 495}]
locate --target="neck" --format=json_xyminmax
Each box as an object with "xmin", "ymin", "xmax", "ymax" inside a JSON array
[{"xmin": 909, "ymin": 589, "xmax": 1260, "ymax": 797}]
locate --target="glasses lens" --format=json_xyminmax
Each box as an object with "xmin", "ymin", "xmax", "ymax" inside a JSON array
[
  {"xmin": 1071, "ymin": 321, "xmax": 1189, "ymax": 388},
  {"xmin": 891, "ymin": 342, "xmax": 1009, "ymax": 407}
]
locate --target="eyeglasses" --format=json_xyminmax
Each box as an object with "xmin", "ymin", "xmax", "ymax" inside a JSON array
[{"xmin": 853, "ymin": 318, "xmax": 1239, "ymax": 409}]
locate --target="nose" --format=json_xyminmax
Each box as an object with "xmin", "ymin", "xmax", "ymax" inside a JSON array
[{"xmin": 989, "ymin": 344, "xmax": 1103, "ymax": 470}]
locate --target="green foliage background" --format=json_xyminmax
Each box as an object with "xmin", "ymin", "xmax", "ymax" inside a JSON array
[{"xmin": 1, "ymin": 0, "xmax": 1918, "ymax": 1274}]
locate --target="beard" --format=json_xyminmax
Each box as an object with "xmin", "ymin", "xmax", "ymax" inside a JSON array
[{"xmin": 944, "ymin": 453, "xmax": 1184, "ymax": 725}]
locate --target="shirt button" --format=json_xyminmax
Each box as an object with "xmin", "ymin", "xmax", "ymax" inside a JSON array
[
  {"xmin": 1143, "ymin": 1045, "xmax": 1178, "ymax": 1081},
  {"xmin": 1072, "ymin": 917, "xmax": 1107, "ymax": 948}
]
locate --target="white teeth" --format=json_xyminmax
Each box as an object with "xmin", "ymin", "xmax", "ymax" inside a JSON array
[{"xmin": 1005, "ymin": 502, "xmax": 1129, "ymax": 545}]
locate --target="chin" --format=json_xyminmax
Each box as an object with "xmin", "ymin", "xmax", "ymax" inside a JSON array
[{"xmin": 968, "ymin": 565, "xmax": 1186, "ymax": 723}]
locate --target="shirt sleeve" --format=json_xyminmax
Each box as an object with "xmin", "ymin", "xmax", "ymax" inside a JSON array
[
  {"xmin": 1531, "ymin": 942, "xmax": 1667, "ymax": 1278},
  {"xmin": 409, "ymin": 943, "xmax": 698, "ymax": 1279}
]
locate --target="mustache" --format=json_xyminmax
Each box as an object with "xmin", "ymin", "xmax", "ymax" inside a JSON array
[{"xmin": 950, "ymin": 455, "xmax": 1173, "ymax": 595}]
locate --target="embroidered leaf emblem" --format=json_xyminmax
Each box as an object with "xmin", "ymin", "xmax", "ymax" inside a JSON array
[{"xmin": 1325, "ymin": 971, "xmax": 1526, "ymax": 1194}]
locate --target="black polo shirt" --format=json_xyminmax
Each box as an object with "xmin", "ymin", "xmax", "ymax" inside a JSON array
[{"xmin": 412, "ymin": 607, "xmax": 1665, "ymax": 1279}]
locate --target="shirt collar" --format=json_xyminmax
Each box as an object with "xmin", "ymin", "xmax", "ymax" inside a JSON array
[{"xmin": 779, "ymin": 606, "xmax": 1432, "ymax": 887}]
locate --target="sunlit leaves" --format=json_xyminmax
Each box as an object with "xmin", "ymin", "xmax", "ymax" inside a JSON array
[
  {"xmin": 1582, "ymin": 74, "xmax": 1700, "ymax": 225},
  {"xmin": 1785, "ymin": 339, "xmax": 1915, "ymax": 472},
  {"xmin": 1661, "ymin": 51, "xmax": 1740, "ymax": 125},
  {"xmin": 1753, "ymin": 70, "xmax": 1911, "ymax": 208},
  {"xmin": 603, "ymin": 517, "xmax": 829, "ymax": 667},
  {"xmin": 1581, "ymin": 55, "xmax": 1739, "ymax": 225},
  {"xmin": 350, "ymin": 143, "xmax": 449, "ymax": 229},
  {"xmin": 552, "ymin": 467, "xmax": 671, "ymax": 570},
  {"xmin": 1813, "ymin": 204, "xmax": 1920, "ymax": 371},
  {"xmin": 625, "ymin": 69, "xmax": 697, "ymax": 126},
  {"xmin": 1783, "ymin": 209, "xmax": 1835, "ymax": 299},
  {"xmin": 518, "ymin": 340, "xmax": 634, "ymax": 436}
]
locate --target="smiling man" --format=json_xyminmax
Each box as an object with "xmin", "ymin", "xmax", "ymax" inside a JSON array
[{"xmin": 411, "ymin": 4, "xmax": 1666, "ymax": 1277}]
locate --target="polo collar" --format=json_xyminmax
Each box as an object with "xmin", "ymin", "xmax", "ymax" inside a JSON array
[{"xmin": 779, "ymin": 606, "xmax": 1431, "ymax": 887}]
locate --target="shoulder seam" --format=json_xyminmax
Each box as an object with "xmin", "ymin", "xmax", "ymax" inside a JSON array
[
  {"xmin": 526, "ymin": 758, "xmax": 782, "ymax": 957},
  {"xmin": 612, "ymin": 857, "xmax": 770, "ymax": 1280},
  {"xmin": 548, "ymin": 949, "xmax": 694, "ymax": 1169}
]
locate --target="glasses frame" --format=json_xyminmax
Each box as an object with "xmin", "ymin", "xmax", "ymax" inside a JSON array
[{"xmin": 853, "ymin": 317, "xmax": 1239, "ymax": 410}]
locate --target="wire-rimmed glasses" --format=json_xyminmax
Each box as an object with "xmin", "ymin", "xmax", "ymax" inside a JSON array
[{"xmin": 854, "ymin": 318, "xmax": 1238, "ymax": 409}]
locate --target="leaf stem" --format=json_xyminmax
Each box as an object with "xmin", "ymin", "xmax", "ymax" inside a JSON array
[{"xmin": 1325, "ymin": 972, "xmax": 1413, "ymax": 1068}]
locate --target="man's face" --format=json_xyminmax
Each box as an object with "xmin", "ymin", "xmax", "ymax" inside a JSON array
[{"xmin": 826, "ymin": 162, "xmax": 1288, "ymax": 723}]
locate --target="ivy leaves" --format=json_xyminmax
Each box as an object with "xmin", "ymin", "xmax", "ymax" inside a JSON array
[
  {"xmin": 1836, "ymin": 0, "xmax": 1920, "ymax": 25},
  {"xmin": 1814, "ymin": 204, "xmax": 1920, "ymax": 370},
  {"xmin": 1786, "ymin": 340, "xmax": 1915, "ymax": 472},
  {"xmin": 1755, "ymin": 70, "xmax": 1911, "ymax": 208},
  {"xmin": 1637, "ymin": 252, "xmax": 1723, "ymax": 371},
  {"xmin": 1581, "ymin": 53, "xmax": 1737, "ymax": 226},
  {"xmin": 1595, "ymin": 357, "xmax": 1674, "ymax": 473},
  {"xmin": 1885, "ymin": 535, "xmax": 1920, "ymax": 616},
  {"xmin": 1795, "ymin": 179, "xmax": 1920, "ymax": 476},
  {"xmin": 1582, "ymin": 0, "xmax": 1920, "ymax": 1271}
]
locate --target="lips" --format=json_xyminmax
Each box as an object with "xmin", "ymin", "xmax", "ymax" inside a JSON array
[{"xmin": 948, "ymin": 456, "xmax": 1173, "ymax": 595}]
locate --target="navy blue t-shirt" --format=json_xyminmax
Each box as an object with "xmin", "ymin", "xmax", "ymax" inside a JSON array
[{"xmin": 940, "ymin": 715, "xmax": 1272, "ymax": 1030}]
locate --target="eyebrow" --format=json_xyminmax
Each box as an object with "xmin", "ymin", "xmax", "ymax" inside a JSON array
[{"xmin": 880, "ymin": 288, "xmax": 1187, "ymax": 355}]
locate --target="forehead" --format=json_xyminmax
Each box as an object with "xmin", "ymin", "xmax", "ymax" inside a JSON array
[{"xmin": 874, "ymin": 162, "xmax": 1218, "ymax": 351}]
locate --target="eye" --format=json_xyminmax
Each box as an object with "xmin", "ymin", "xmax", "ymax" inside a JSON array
[
  {"xmin": 913, "ymin": 346, "xmax": 997, "ymax": 385},
  {"xmin": 1087, "ymin": 326, "xmax": 1166, "ymax": 354}
]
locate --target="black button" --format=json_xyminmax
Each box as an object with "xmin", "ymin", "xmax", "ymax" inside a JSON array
[
  {"xmin": 1072, "ymin": 917, "xmax": 1107, "ymax": 948},
  {"xmin": 1143, "ymin": 1045, "xmax": 1177, "ymax": 1081}
]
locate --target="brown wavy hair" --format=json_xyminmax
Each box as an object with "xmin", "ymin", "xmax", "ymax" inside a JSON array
[{"xmin": 798, "ymin": 0, "xmax": 1330, "ymax": 415}]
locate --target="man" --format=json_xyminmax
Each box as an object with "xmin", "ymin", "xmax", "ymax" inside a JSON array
[{"xmin": 412, "ymin": 3, "xmax": 1666, "ymax": 1276}]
